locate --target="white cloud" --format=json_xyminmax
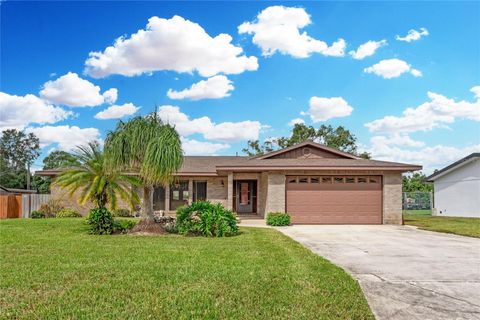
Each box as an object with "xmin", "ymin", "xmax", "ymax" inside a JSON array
[
  {"xmin": 349, "ymin": 40, "xmax": 387, "ymax": 60},
  {"xmin": 94, "ymin": 103, "xmax": 139, "ymax": 120},
  {"xmin": 167, "ymin": 75, "xmax": 234, "ymax": 100},
  {"xmin": 157, "ymin": 105, "xmax": 263, "ymax": 142},
  {"xmin": 238, "ymin": 6, "xmax": 346, "ymax": 58},
  {"xmin": 396, "ymin": 27, "xmax": 429, "ymax": 42},
  {"xmin": 27, "ymin": 125, "xmax": 101, "ymax": 151},
  {"xmin": 364, "ymin": 58, "xmax": 422, "ymax": 79},
  {"xmin": 181, "ymin": 137, "xmax": 230, "ymax": 155},
  {"xmin": 471, "ymin": 86, "xmax": 480, "ymax": 99},
  {"xmin": 84, "ymin": 16, "xmax": 258, "ymax": 78},
  {"xmin": 39, "ymin": 72, "xmax": 117, "ymax": 107},
  {"xmin": 288, "ymin": 118, "xmax": 305, "ymax": 126},
  {"xmin": 0, "ymin": 92, "xmax": 72, "ymax": 130},
  {"xmin": 303, "ymin": 96, "xmax": 353, "ymax": 122},
  {"xmin": 365, "ymin": 137, "xmax": 479, "ymax": 175},
  {"xmin": 370, "ymin": 135, "xmax": 425, "ymax": 148},
  {"xmin": 102, "ymin": 88, "xmax": 118, "ymax": 104},
  {"xmin": 365, "ymin": 87, "xmax": 480, "ymax": 134}
]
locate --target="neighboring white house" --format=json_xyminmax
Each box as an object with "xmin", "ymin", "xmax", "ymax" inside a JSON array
[{"xmin": 427, "ymin": 153, "xmax": 480, "ymax": 218}]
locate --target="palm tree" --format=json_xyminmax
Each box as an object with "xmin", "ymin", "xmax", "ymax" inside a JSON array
[
  {"xmin": 104, "ymin": 112, "xmax": 183, "ymax": 222},
  {"xmin": 53, "ymin": 142, "xmax": 140, "ymax": 210}
]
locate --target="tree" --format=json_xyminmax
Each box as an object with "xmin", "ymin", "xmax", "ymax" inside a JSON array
[
  {"xmin": 402, "ymin": 172, "xmax": 433, "ymax": 192},
  {"xmin": 31, "ymin": 150, "xmax": 81, "ymax": 194},
  {"xmin": 43, "ymin": 150, "xmax": 80, "ymax": 169},
  {"xmin": 105, "ymin": 113, "xmax": 183, "ymax": 222},
  {"xmin": 243, "ymin": 124, "xmax": 370, "ymax": 158},
  {"xmin": 54, "ymin": 142, "xmax": 140, "ymax": 210},
  {"xmin": 0, "ymin": 129, "xmax": 40, "ymax": 189}
]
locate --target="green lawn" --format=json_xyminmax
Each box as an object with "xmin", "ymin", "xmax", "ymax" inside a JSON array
[
  {"xmin": 0, "ymin": 219, "xmax": 373, "ymax": 319},
  {"xmin": 404, "ymin": 212, "xmax": 480, "ymax": 238}
]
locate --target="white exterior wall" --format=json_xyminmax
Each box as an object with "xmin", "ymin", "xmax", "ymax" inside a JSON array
[{"xmin": 433, "ymin": 159, "xmax": 480, "ymax": 217}]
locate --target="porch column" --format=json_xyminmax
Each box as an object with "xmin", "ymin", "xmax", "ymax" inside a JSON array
[
  {"xmin": 227, "ymin": 172, "xmax": 233, "ymax": 210},
  {"xmin": 165, "ymin": 184, "xmax": 170, "ymax": 212},
  {"xmin": 188, "ymin": 179, "xmax": 193, "ymax": 204}
]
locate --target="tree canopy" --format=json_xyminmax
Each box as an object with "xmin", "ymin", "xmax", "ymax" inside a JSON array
[
  {"xmin": 105, "ymin": 112, "xmax": 183, "ymax": 221},
  {"xmin": 242, "ymin": 124, "xmax": 371, "ymax": 158},
  {"xmin": 402, "ymin": 172, "xmax": 433, "ymax": 192},
  {"xmin": 54, "ymin": 142, "xmax": 140, "ymax": 210},
  {"xmin": 0, "ymin": 129, "xmax": 40, "ymax": 189}
]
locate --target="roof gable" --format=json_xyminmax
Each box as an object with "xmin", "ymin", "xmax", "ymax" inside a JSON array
[
  {"xmin": 256, "ymin": 141, "xmax": 359, "ymax": 160},
  {"xmin": 426, "ymin": 153, "xmax": 480, "ymax": 181}
]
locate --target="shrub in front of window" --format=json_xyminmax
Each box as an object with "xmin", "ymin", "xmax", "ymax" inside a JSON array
[
  {"xmin": 176, "ymin": 201, "xmax": 238, "ymax": 237},
  {"xmin": 31, "ymin": 211, "xmax": 45, "ymax": 219},
  {"xmin": 266, "ymin": 212, "xmax": 291, "ymax": 226},
  {"xmin": 86, "ymin": 207, "xmax": 115, "ymax": 235},
  {"xmin": 56, "ymin": 208, "xmax": 81, "ymax": 218}
]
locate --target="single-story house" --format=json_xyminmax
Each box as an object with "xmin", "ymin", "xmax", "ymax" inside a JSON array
[
  {"xmin": 37, "ymin": 141, "xmax": 421, "ymax": 224},
  {"xmin": 426, "ymin": 153, "xmax": 480, "ymax": 218}
]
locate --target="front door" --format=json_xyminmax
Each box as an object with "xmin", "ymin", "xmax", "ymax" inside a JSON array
[{"xmin": 235, "ymin": 180, "xmax": 256, "ymax": 213}]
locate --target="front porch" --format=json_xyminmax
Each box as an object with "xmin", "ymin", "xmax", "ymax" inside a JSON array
[{"xmin": 151, "ymin": 172, "xmax": 286, "ymax": 218}]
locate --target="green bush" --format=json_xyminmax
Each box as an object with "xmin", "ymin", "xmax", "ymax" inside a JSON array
[
  {"xmin": 266, "ymin": 212, "xmax": 291, "ymax": 226},
  {"xmin": 176, "ymin": 201, "xmax": 238, "ymax": 237},
  {"xmin": 113, "ymin": 219, "xmax": 137, "ymax": 233},
  {"xmin": 86, "ymin": 207, "xmax": 114, "ymax": 235},
  {"xmin": 38, "ymin": 198, "xmax": 64, "ymax": 218},
  {"xmin": 31, "ymin": 211, "xmax": 45, "ymax": 219},
  {"xmin": 56, "ymin": 208, "xmax": 81, "ymax": 218},
  {"xmin": 113, "ymin": 208, "xmax": 132, "ymax": 217}
]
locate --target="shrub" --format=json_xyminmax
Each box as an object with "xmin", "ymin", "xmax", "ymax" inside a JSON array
[
  {"xmin": 113, "ymin": 219, "xmax": 137, "ymax": 233},
  {"xmin": 31, "ymin": 211, "xmax": 45, "ymax": 219},
  {"xmin": 56, "ymin": 208, "xmax": 81, "ymax": 218},
  {"xmin": 176, "ymin": 201, "xmax": 238, "ymax": 237},
  {"xmin": 86, "ymin": 207, "xmax": 114, "ymax": 235},
  {"xmin": 266, "ymin": 212, "xmax": 291, "ymax": 226},
  {"xmin": 113, "ymin": 208, "xmax": 132, "ymax": 217},
  {"xmin": 38, "ymin": 198, "xmax": 64, "ymax": 218}
]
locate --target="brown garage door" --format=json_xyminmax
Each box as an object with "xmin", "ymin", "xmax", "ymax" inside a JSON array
[{"xmin": 286, "ymin": 176, "xmax": 382, "ymax": 224}]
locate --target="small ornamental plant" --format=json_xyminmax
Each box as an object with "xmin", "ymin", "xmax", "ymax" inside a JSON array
[{"xmin": 266, "ymin": 212, "xmax": 291, "ymax": 226}]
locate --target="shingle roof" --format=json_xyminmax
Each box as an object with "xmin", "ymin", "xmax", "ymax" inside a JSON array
[
  {"xmin": 426, "ymin": 153, "xmax": 480, "ymax": 181},
  {"xmin": 35, "ymin": 142, "xmax": 422, "ymax": 176}
]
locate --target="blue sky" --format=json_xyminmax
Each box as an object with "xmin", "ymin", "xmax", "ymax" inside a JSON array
[{"xmin": 1, "ymin": 1, "xmax": 479, "ymax": 174}]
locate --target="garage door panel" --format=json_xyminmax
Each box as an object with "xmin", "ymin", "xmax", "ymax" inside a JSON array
[{"xmin": 286, "ymin": 175, "xmax": 382, "ymax": 224}]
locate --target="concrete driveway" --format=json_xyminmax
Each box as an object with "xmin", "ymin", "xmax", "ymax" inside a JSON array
[{"xmin": 278, "ymin": 225, "xmax": 480, "ymax": 320}]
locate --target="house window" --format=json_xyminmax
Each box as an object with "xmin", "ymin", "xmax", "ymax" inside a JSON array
[
  {"xmin": 193, "ymin": 181, "xmax": 207, "ymax": 202},
  {"xmin": 369, "ymin": 177, "xmax": 379, "ymax": 184},
  {"xmin": 346, "ymin": 177, "xmax": 355, "ymax": 183},
  {"xmin": 153, "ymin": 186, "xmax": 165, "ymax": 211},
  {"xmin": 288, "ymin": 177, "xmax": 297, "ymax": 184},
  {"xmin": 357, "ymin": 177, "xmax": 367, "ymax": 183},
  {"xmin": 334, "ymin": 177, "xmax": 344, "ymax": 183},
  {"xmin": 310, "ymin": 177, "xmax": 320, "ymax": 183},
  {"xmin": 298, "ymin": 177, "xmax": 308, "ymax": 183},
  {"xmin": 170, "ymin": 181, "xmax": 189, "ymax": 210},
  {"xmin": 321, "ymin": 177, "xmax": 332, "ymax": 183}
]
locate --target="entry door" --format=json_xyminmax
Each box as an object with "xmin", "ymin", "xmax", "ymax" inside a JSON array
[{"xmin": 236, "ymin": 181, "xmax": 253, "ymax": 213}]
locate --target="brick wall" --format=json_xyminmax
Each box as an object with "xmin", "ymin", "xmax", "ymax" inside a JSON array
[
  {"xmin": 382, "ymin": 172, "xmax": 403, "ymax": 225},
  {"xmin": 265, "ymin": 173, "xmax": 286, "ymax": 214}
]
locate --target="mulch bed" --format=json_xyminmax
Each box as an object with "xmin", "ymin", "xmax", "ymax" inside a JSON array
[{"xmin": 129, "ymin": 220, "xmax": 167, "ymax": 235}]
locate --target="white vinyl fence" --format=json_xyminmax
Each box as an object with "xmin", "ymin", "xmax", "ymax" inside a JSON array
[{"xmin": 21, "ymin": 194, "xmax": 51, "ymax": 218}]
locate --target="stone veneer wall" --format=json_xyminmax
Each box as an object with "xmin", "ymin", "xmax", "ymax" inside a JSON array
[
  {"xmin": 382, "ymin": 172, "xmax": 403, "ymax": 225},
  {"xmin": 50, "ymin": 184, "xmax": 130, "ymax": 216},
  {"xmin": 265, "ymin": 173, "xmax": 286, "ymax": 214}
]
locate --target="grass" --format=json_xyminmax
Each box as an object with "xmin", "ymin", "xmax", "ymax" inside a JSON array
[
  {"xmin": 404, "ymin": 210, "xmax": 480, "ymax": 238},
  {"xmin": 0, "ymin": 219, "xmax": 373, "ymax": 320}
]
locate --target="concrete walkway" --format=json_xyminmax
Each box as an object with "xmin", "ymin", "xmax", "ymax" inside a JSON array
[{"xmin": 278, "ymin": 225, "xmax": 480, "ymax": 320}]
